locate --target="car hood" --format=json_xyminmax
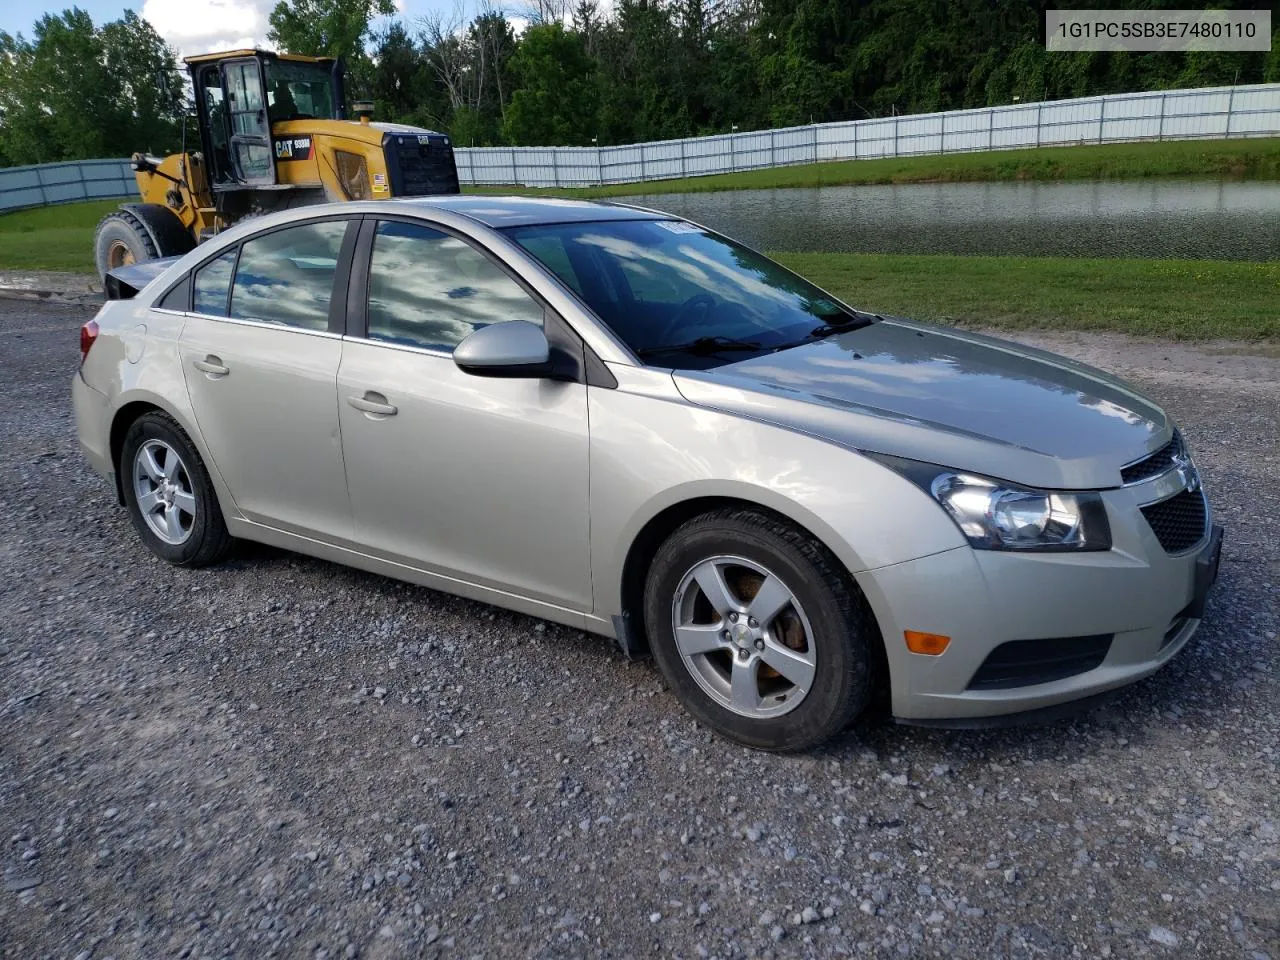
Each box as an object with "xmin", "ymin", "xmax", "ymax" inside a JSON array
[{"xmin": 672, "ymin": 319, "xmax": 1171, "ymax": 490}]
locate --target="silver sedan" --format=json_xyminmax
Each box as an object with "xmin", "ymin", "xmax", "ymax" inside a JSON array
[{"xmin": 72, "ymin": 196, "xmax": 1222, "ymax": 750}]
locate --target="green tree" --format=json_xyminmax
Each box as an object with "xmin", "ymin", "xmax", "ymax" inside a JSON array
[
  {"xmin": 368, "ymin": 21, "xmax": 452, "ymax": 127},
  {"xmin": 268, "ymin": 0, "xmax": 394, "ymax": 98},
  {"xmin": 503, "ymin": 24, "xmax": 597, "ymax": 145},
  {"xmin": 594, "ymin": 0, "xmax": 687, "ymax": 143},
  {"xmin": 103, "ymin": 12, "xmax": 186, "ymax": 152},
  {"xmin": 0, "ymin": 8, "xmax": 183, "ymax": 166}
]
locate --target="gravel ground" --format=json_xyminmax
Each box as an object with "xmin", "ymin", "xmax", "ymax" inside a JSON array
[{"xmin": 1, "ymin": 298, "xmax": 1277, "ymax": 959}]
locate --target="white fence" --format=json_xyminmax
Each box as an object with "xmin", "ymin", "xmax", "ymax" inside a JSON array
[
  {"xmin": 0, "ymin": 159, "xmax": 135, "ymax": 213},
  {"xmin": 2, "ymin": 83, "xmax": 1277, "ymax": 211},
  {"xmin": 458, "ymin": 83, "xmax": 1280, "ymax": 187}
]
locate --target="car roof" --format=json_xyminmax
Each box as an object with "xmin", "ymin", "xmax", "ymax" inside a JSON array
[{"xmin": 394, "ymin": 195, "xmax": 670, "ymax": 228}]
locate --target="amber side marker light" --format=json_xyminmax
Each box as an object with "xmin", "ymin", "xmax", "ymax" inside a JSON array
[{"xmin": 904, "ymin": 630, "xmax": 951, "ymax": 655}]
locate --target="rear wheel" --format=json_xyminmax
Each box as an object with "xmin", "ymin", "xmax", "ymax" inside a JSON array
[
  {"xmin": 643, "ymin": 508, "xmax": 877, "ymax": 751},
  {"xmin": 120, "ymin": 412, "xmax": 232, "ymax": 567}
]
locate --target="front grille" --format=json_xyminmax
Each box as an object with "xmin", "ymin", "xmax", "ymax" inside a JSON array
[
  {"xmin": 387, "ymin": 136, "xmax": 460, "ymax": 196},
  {"xmin": 967, "ymin": 634, "xmax": 1113, "ymax": 690},
  {"xmin": 1140, "ymin": 489, "xmax": 1207, "ymax": 553},
  {"xmin": 1121, "ymin": 433, "xmax": 1183, "ymax": 484}
]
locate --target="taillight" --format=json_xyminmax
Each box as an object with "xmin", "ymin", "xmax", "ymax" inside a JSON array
[{"xmin": 79, "ymin": 319, "xmax": 99, "ymax": 361}]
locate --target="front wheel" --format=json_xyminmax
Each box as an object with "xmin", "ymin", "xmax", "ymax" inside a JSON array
[{"xmin": 643, "ymin": 508, "xmax": 877, "ymax": 751}]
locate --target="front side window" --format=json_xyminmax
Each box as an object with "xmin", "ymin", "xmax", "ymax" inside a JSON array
[
  {"xmin": 193, "ymin": 249, "xmax": 237, "ymax": 316},
  {"xmin": 366, "ymin": 221, "xmax": 543, "ymax": 353},
  {"xmin": 505, "ymin": 219, "xmax": 865, "ymax": 369},
  {"xmin": 265, "ymin": 60, "xmax": 336, "ymax": 121},
  {"xmin": 229, "ymin": 220, "xmax": 347, "ymax": 330}
]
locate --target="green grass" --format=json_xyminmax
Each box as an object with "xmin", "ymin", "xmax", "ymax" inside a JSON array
[
  {"xmin": 772, "ymin": 252, "xmax": 1280, "ymax": 340},
  {"xmin": 467, "ymin": 138, "xmax": 1280, "ymax": 198},
  {"xmin": 0, "ymin": 199, "xmax": 119, "ymax": 273}
]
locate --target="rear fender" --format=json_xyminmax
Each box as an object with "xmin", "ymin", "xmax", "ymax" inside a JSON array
[{"xmin": 106, "ymin": 387, "xmax": 241, "ymax": 523}]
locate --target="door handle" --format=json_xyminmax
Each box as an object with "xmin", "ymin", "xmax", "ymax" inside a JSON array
[
  {"xmin": 347, "ymin": 392, "xmax": 398, "ymax": 417},
  {"xmin": 193, "ymin": 355, "xmax": 229, "ymax": 377}
]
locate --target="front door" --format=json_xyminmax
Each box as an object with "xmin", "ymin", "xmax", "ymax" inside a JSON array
[
  {"xmin": 221, "ymin": 58, "xmax": 275, "ymax": 185},
  {"xmin": 180, "ymin": 218, "xmax": 354, "ymax": 539},
  {"xmin": 336, "ymin": 219, "xmax": 592, "ymax": 610}
]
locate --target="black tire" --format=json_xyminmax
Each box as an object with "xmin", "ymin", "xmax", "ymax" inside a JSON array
[
  {"xmin": 127, "ymin": 203, "xmax": 197, "ymax": 257},
  {"xmin": 120, "ymin": 411, "xmax": 233, "ymax": 568},
  {"xmin": 93, "ymin": 205, "xmax": 194, "ymax": 280},
  {"xmin": 94, "ymin": 209, "xmax": 158, "ymax": 279},
  {"xmin": 643, "ymin": 508, "xmax": 877, "ymax": 751}
]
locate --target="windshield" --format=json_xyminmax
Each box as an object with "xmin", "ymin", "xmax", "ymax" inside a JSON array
[
  {"xmin": 503, "ymin": 219, "xmax": 867, "ymax": 369},
  {"xmin": 265, "ymin": 60, "xmax": 336, "ymax": 121}
]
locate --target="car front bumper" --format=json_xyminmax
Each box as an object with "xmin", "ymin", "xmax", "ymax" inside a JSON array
[{"xmin": 857, "ymin": 481, "xmax": 1220, "ymax": 723}]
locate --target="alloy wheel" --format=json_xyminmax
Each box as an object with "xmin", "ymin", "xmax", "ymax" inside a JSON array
[
  {"xmin": 670, "ymin": 555, "xmax": 817, "ymax": 718},
  {"xmin": 132, "ymin": 439, "xmax": 196, "ymax": 545}
]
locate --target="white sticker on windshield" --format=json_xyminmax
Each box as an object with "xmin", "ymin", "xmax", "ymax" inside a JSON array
[{"xmin": 655, "ymin": 220, "xmax": 702, "ymax": 234}]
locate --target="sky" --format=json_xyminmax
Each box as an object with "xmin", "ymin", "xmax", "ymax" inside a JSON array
[{"xmin": 0, "ymin": 0, "xmax": 471, "ymax": 57}]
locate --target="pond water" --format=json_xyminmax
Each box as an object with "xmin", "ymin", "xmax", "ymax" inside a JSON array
[{"xmin": 626, "ymin": 180, "xmax": 1280, "ymax": 261}]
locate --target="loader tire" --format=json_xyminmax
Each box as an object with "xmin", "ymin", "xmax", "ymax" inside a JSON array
[{"xmin": 94, "ymin": 204, "xmax": 195, "ymax": 280}]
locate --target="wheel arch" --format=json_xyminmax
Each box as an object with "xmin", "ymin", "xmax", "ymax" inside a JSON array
[
  {"xmin": 107, "ymin": 395, "xmax": 225, "ymax": 513},
  {"xmin": 617, "ymin": 493, "xmax": 888, "ymax": 681}
]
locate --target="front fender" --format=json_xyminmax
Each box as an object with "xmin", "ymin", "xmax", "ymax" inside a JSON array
[{"xmin": 587, "ymin": 368, "xmax": 965, "ymax": 619}]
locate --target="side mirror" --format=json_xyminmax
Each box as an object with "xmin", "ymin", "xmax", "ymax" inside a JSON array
[{"xmin": 453, "ymin": 321, "xmax": 552, "ymax": 378}]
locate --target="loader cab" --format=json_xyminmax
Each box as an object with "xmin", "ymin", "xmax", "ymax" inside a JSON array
[{"xmin": 188, "ymin": 49, "xmax": 345, "ymax": 191}]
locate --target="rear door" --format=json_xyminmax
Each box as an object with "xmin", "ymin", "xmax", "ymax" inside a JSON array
[
  {"xmin": 221, "ymin": 58, "xmax": 275, "ymax": 185},
  {"xmin": 179, "ymin": 217, "xmax": 356, "ymax": 539},
  {"xmin": 335, "ymin": 218, "xmax": 592, "ymax": 609}
]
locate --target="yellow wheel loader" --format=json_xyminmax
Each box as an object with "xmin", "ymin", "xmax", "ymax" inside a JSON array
[{"xmin": 94, "ymin": 48, "xmax": 460, "ymax": 278}]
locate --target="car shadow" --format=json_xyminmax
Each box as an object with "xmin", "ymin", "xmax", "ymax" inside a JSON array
[{"xmin": 169, "ymin": 529, "xmax": 1268, "ymax": 770}]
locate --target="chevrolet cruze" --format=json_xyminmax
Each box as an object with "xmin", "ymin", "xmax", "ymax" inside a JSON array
[{"xmin": 72, "ymin": 196, "xmax": 1223, "ymax": 750}]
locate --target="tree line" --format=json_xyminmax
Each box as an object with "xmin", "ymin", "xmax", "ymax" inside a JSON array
[{"xmin": 1, "ymin": 0, "xmax": 1277, "ymax": 167}]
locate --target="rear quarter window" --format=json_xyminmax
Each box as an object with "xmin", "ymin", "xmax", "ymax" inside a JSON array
[{"xmin": 156, "ymin": 274, "xmax": 191, "ymax": 312}]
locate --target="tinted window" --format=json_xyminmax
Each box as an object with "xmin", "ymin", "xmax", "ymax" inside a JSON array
[
  {"xmin": 367, "ymin": 221, "xmax": 542, "ymax": 352},
  {"xmin": 265, "ymin": 60, "xmax": 335, "ymax": 121},
  {"xmin": 157, "ymin": 275, "xmax": 190, "ymax": 312},
  {"xmin": 193, "ymin": 250, "xmax": 236, "ymax": 316},
  {"xmin": 229, "ymin": 220, "xmax": 347, "ymax": 330},
  {"xmin": 514, "ymin": 233, "xmax": 584, "ymax": 296},
  {"xmin": 505, "ymin": 219, "xmax": 864, "ymax": 369}
]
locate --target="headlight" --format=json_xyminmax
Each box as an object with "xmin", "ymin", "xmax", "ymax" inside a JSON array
[{"xmin": 869, "ymin": 454, "xmax": 1112, "ymax": 552}]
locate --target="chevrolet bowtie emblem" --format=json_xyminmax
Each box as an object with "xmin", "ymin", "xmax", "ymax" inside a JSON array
[{"xmin": 1173, "ymin": 453, "xmax": 1200, "ymax": 493}]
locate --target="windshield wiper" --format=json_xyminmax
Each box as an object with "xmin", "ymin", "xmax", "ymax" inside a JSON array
[
  {"xmin": 808, "ymin": 310, "xmax": 880, "ymax": 339},
  {"xmin": 765, "ymin": 311, "xmax": 881, "ymax": 353},
  {"xmin": 636, "ymin": 335, "xmax": 765, "ymax": 359}
]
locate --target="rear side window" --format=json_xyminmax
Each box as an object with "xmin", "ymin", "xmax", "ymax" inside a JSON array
[
  {"xmin": 192, "ymin": 250, "xmax": 236, "ymax": 316},
  {"xmin": 366, "ymin": 220, "xmax": 543, "ymax": 353},
  {"xmin": 229, "ymin": 220, "xmax": 347, "ymax": 330}
]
